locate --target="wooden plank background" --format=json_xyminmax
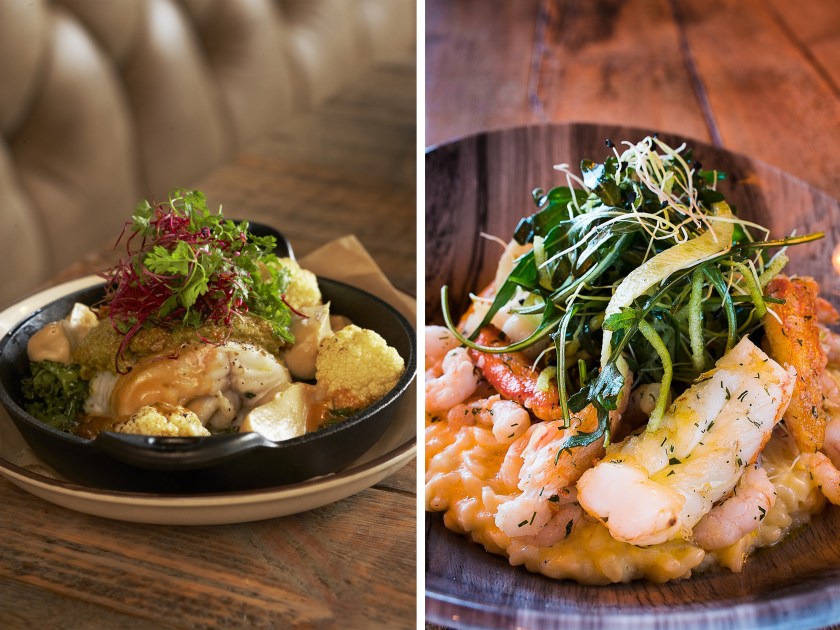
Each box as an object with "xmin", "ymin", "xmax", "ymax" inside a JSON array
[{"xmin": 426, "ymin": 0, "xmax": 840, "ymax": 200}]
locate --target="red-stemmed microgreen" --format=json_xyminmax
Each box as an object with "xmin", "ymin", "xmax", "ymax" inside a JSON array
[{"xmin": 100, "ymin": 189, "xmax": 293, "ymax": 370}]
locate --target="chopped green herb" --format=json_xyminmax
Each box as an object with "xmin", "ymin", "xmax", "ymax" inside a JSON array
[{"xmin": 22, "ymin": 361, "xmax": 89, "ymax": 432}]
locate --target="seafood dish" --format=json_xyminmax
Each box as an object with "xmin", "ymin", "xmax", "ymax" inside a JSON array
[
  {"xmin": 425, "ymin": 136, "xmax": 840, "ymax": 584},
  {"xmin": 20, "ymin": 189, "xmax": 406, "ymax": 444}
]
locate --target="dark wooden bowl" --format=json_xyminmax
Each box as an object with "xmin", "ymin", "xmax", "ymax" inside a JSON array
[{"xmin": 425, "ymin": 123, "xmax": 840, "ymax": 629}]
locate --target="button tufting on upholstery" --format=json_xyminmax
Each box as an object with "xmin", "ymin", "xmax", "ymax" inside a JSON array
[
  {"xmin": 178, "ymin": 0, "xmax": 294, "ymax": 146},
  {"xmin": 10, "ymin": 6, "xmax": 141, "ymax": 274},
  {"xmin": 0, "ymin": 0, "xmax": 416, "ymax": 308},
  {"xmin": 54, "ymin": 0, "xmax": 145, "ymax": 67},
  {"xmin": 0, "ymin": 145, "xmax": 50, "ymax": 302},
  {"xmin": 0, "ymin": 0, "xmax": 50, "ymax": 135},
  {"xmin": 122, "ymin": 0, "xmax": 233, "ymax": 200}
]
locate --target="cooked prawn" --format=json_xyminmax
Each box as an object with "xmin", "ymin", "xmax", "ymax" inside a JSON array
[
  {"xmin": 425, "ymin": 347, "xmax": 480, "ymax": 413},
  {"xmin": 820, "ymin": 325, "xmax": 840, "ymax": 367},
  {"xmin": 800, "ymin": 451, "xmax": 840, "ymax": 505},
  {"xmin": 494, "ymin": 402, "xmax": 623, "ymax": 540},
  {"xmin": 108, "ymin": 342, "xmax": 291, "ymax": 426},
  {"xmin": 446, "ymin": 394, "xmax": 531, "ymax": 443},
  {"xmin": 577, "ymin": 337, "xmax": 795, "ymax": 546},
  {"xmin": 820, "ymin": 369, "xmax": 840, "ymax": 465},
  {"xmin": 822, "ymin": 374, "xmax": 840, "ymax": 467},
  {"xmin": 425, "ymin": 325, "xmax": 460, "ymax": 376},
  {"xmin": 763, "ymin": 275, "xmax": 827, "ymax": 453},
  {"xmin": 469, "ymin": 325, "xmax": 562, "ymax": 420},
  {"xmin": 692, "ymin": 464, "xmax": 776, "ymax": 550},
  {"xmin": 823, "ymin": 370, "xmax": 840, "ymax": 412},
  {"xmin": 519, "ymin": 501, "xmax": 583, "ymax": 548},
  {"xmin": 817, "ymin": 296, "xmax": 840, "ymax": 326},
  {"xmin": 794, "ymin": 373, "xmax": 840, "ymax": 506}
]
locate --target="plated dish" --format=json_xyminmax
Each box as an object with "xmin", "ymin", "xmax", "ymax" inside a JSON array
[
  {"xmin": 0, "ymin": 191, "xmax": 416, "ymax": 493},
  {"xmin": 0, "ymin": 278, "xmax": 415, "ymax": 524},
  {"xmin": 425, "ymin": 124, "xmax": 840, "ymax": 628}
]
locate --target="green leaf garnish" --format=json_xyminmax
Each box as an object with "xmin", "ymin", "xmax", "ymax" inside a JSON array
[
  {"xmin": 441, "ymin": 136, "xmax": 823, "ymax": 450},
  {"xmin": 102, "ymin": 189, "xmax": 294, "ymax": 367}
]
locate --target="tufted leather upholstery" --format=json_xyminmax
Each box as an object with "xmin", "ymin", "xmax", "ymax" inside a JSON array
[{"xmin": 0, "ymin": 0, "xmax": 415, "ymax": 307}]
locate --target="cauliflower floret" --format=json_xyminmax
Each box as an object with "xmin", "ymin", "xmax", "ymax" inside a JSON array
[
  {"xmin": 112, "ymin": 403, "xmax": 210, "ymax": 437},
  {"xmin": 274, "ymin": 257, "xmax": 321, "ymax": 310},
  {"xmin": 315, "ymin": 325, "xmax": 405, "ymax": 411}
]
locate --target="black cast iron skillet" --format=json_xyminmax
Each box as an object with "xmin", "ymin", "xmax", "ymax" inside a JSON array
[{"xmin": 0, "ymin": 227, "xmax": 416, "ymax": 493}]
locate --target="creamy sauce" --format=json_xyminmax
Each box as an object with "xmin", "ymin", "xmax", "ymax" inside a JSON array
[
  {"xmin": 307, "ymin": 400, "xmax": 336, "ymax": 433},
  {"xmin": 75, "ymin": 414, "xmax": 125, "ymax": 439},
  {"xmin": 74, "ymin": 313, "xmax": 284, "ymax": 378},
  {"xmin": 28, "ymin": 322, "xmax": 72, "ymax": 364}
]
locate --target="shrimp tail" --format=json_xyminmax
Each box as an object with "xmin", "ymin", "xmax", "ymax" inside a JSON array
[
  {"xmin": 692, "ymin": 465, "xmax": 776, "ymax": 550},
  {"xmin": 468, "ymin": 325, "xmax": 562, "ymax": 421}
]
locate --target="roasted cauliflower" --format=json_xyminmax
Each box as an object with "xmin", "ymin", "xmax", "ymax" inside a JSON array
[
  {"xmin": 112, "ymin": 403, "xmax": 210, "ymax": 437},
  {"xmin": 315, "ymin": 325, "xmax": 404, "ymax": 411},
  {"xmin": 274, "ymin": 257, "xmax": 321, "ymax": 310}
]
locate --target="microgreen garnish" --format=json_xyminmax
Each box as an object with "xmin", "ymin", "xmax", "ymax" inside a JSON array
[
  {"xmin": 442, "ymin": 136, "xmax": 823, "ymax": 449},
  {"xmin": 101, "ymin": 189, "xmax": 293, "ymax": 368}
]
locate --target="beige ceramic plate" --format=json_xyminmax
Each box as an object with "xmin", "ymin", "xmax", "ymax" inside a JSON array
[
  {"xmin": 425, "ymin": 123, "xmax": 840, "ymax": 629},
  {"xmin": 0, "ymin": 276, "xmax": 416, "ymax": 525}
]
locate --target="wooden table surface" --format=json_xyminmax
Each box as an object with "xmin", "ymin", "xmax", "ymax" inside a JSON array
[
  {"xmin": 426, "ymin": 0, "xmax": 840, "ymax": 198},
  {"xmin": 0, "ymin": 56, "xmax": 417, "ymax": 629},
  {"xmin": 425, "ymin": 0, "xmax": 840, "ymax": 628}
]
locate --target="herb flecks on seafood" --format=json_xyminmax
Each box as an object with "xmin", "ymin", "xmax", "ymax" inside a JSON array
[{"xmin": 442, "ymin": 136, "xmax": 823, "ymax": 447}]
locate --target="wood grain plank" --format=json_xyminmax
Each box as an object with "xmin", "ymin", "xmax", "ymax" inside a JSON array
[
  {"xmin": 195, "ymin": 57, "xmax": 416, "ymax": 296},
  {"xmin": 0, "ymin": 478, "xmax": 415, "ymax": 628},
  {"xmin": 0, "ymin": 576, "xmax": 176, "ymax": 629},
  {"xmin": 536, "ymin": 0, "xmax": 711, "ymax": 142},
  {"xmin": 425, "ymin": 0, "xmax": 542, "ymax": 146},
  {"xmin": 675, "ymin": 0, "xmax": 840, "ymax": 195},
  {"xmin": 765, "ymin": 0, "xmax": 840, "ymax": 94}
]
